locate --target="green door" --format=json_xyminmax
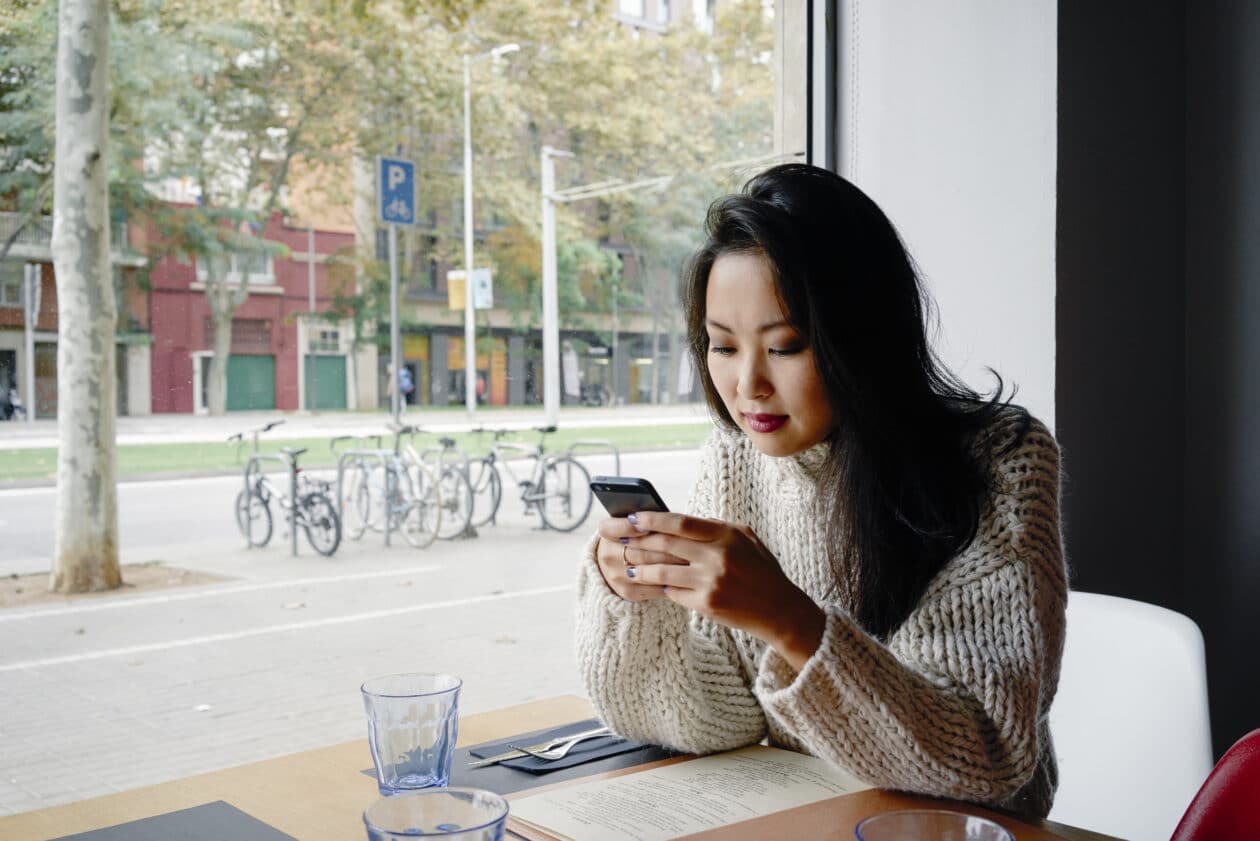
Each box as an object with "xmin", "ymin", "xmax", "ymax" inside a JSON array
[
  {"xmin": 226, "ymin": 354, "xmax": 275, "ymax": 411},
  {"xmin": 305, "ymin": 355, "xmax": 347, "ymax": 410}
]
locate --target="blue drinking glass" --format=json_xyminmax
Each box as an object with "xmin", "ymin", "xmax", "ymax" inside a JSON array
[
  {"xmin": 855, "ymin": 809, "xmax": 1014, "ymax": 841},
  {"xmin": 361, "ymin": 673, "xmax": 462, "ymax": 795},
  {"xmin": 363, "ymin": 788, "xmax": 508, "ymax": 840}
]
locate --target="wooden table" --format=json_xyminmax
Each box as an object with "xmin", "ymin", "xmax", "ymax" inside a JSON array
[{"xmin": 0, "ymin": 695, "xmax": 1119, "ymax": 841}]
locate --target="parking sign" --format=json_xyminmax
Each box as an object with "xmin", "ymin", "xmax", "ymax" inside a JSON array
[{"xmin": 377, "ymin": 157, "xmax": 416, "ymax": 225}]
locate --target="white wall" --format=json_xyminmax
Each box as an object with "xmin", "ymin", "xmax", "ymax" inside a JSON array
[{"xmin": 836, "ymin": 0, "xmax": 1057, "ymax": 428}]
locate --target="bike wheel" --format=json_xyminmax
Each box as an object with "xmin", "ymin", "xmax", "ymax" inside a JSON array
[
  {"xmin": 537, "ymin": 456, "xmax": 593, "ymax": 532},
  {"xmin": 399, "ymin": 468, "xmax": 440, "ymax": 548},
  {"xmin": 467, "ymin": 458, "xmax": 502, "ymax": 528},
  {"xmin": 436, "ymin": 466, "xmax": 474, "ymax": 539},
  {"xmin": 364, "ymin": 463, "xmax": 397, "ymax": 533},
  {"xmin": 340, "ymin": 463, "xmax": 371, "ymax": 540},
  {"xmin": 302, "ymin": 492, "xmax": 342, "ymax": 556},
  {"xmin": 235, "ymin": 489, "xmax": 273, "ymax": 547}
]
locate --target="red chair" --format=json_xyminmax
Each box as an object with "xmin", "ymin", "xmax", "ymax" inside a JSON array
[{"xmin": 1170, "ymin": 727, "xmax": 1260, "ymax": 841}]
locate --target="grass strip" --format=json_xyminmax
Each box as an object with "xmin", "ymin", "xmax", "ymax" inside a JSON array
[{"xmin": 0, "ymin": 422, "xmax": 713, "ymax": 483}]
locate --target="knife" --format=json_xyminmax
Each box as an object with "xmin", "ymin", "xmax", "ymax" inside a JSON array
[{"xmin": 466, "ymin": 725, "xmax": 611, "ymax": 769}]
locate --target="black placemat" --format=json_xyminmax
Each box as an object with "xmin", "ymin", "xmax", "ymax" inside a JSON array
[
  {"xmin": 362, "ymin": 719, "xmax": 683, "ymax": 796},
  {"xmin": 468, "ymin": 720, "xmax": 645, "ymax": 773},
  {"xmin": 50, "ymin": 800, "xmax": 297, "ymax": 841}
]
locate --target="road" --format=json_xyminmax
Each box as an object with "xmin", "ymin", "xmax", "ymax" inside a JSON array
[{"xmin": 0, "ymin": 447, "xmax": 701, "ymax": 817}]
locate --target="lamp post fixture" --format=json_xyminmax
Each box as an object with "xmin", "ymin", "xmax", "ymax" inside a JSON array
[{"xmin": 462, "ymin": 42, "xmax": 519, "ymax": 419}]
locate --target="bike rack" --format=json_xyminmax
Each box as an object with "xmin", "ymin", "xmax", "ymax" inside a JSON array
[
  {"xmin": 245, "ymin": 452, "xmax": 298, "ymax": 556},
  {"xmin": 565, "ymin": 439, "xmax": 621, "ymax": 476},
  {"xmin": 335, "ymin": 448, "xmax": 397, "ymax": 547}
]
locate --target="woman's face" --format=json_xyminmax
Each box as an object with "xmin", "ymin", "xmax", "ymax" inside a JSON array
[{"xmin": 704, "ymin": 251, "xmax": 834, "ymax": 457}]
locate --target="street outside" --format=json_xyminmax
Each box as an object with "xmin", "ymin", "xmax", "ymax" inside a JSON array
[{"xmin": 0, "ymin": 405, "xmax": 707, "ymax": 816}]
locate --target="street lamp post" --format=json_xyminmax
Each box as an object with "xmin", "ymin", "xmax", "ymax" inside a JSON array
[
  {"xmin": 540, "ymin": 145, "xmax": 573, "ymax": 427},
  {"xmin": 462, "ymin": 42, "xmax": 518, "ymax": 419}
]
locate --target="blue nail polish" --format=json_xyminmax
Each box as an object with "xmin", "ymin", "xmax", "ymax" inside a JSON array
[
  {"xmin": 627, "ymin": 513, "xmax": 646, "ymax": 532},
  {"xmin": 626, "ymin": 567, "xmax": 636, "ymax": 578},
  {"xmin": 618, "ymin": 536, "xmax": 630, "ymax": 545}
]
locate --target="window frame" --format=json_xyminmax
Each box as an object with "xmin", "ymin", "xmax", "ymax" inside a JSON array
[{"xmin": 194, "ymin": 252, "xmax": 276, "ymax": 286}]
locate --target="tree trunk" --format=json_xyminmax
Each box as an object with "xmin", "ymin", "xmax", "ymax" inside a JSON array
[
  {"xmin": 50, "ymin": 0, "xmax": 120, "ymax": 594},
  {"xmin": 208, "ymin": 308, "xmax": 232, "ymax": 415}
]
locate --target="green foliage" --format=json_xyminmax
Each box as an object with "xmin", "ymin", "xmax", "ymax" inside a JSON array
[
  {"xmin": 0, "ymin": 1, "xmax": 56, "ymax": 212},
  {"xmin": 1, "ymin": 0, "xmax": 775, "ymax": 339}
]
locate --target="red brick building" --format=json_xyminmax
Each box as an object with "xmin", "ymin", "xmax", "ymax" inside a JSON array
[{"xmin": 148, "ymin": 211, "xmax": 357, "ymax": 414}]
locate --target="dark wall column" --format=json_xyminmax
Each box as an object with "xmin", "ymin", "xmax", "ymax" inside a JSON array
[
  {"xmin": 1057, "ymin": 0, "xmax": 1187, "ymax": 610},
  {"xmin": 1185, "ymin": 0, "xmax": 1260, "ymax": 756},
  {"xmin": 429, "ymin": 333, "xmax": 448, "ymax": 406},
  {"xmin": 507, "ymin": 334, "xmax": 525, "ymax": 405},
  {"xmin": 612, "ymin": 334, "xmax": 631, "ymax": 405}
]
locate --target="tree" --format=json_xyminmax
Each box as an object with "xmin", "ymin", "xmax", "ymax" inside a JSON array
[
  {"xmin": 135, "ymin": 3, "xmax": 360, "ymax": 414},
  {"xmin": 0, "ymin": 1, "xmax": 56, "ymax": 258},
  {"xmin": 50, "ymin": 0, "xmax": 120, "ymax": 593}
]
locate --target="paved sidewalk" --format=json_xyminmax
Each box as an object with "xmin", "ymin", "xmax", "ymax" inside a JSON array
[
  {"xmin": 0, "ymin": 448, "xmax": 701, "ymax": 817},
  {"xmin": 0, "ymin": 403, "xmax": 712, "ymax": 450}
]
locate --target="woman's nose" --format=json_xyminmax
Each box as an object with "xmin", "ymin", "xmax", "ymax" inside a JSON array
[{"xmin": 736, "ymin": 357, "xmax": 772, "ymax": 400}]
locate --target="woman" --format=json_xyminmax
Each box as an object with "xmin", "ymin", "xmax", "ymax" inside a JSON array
[{"xmin": 575, "ymin": 163, "xmax": 1066, "ymax": 818}]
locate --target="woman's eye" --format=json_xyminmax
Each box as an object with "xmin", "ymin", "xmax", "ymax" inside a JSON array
[
  {"xmin": 770, "ymin": 346, "xmax": 804, "ymax": 357},
  {"xmin": 708, "ymin": 345, "xmax": 735, "ymax": 356}
]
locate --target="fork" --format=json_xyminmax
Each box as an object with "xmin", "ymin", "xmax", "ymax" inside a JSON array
[
  {"xmin": 507, "ymin": 731, "xmax": 623, "ymax": 762},
  {"xmin": 466, "ymin": 726, "xmax": 611, "ymax": 768}
]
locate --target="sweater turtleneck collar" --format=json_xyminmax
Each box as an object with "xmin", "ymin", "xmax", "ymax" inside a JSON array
[{"xmin": 777, "ymin": 439, "xmax": 830, "ymax": 485}]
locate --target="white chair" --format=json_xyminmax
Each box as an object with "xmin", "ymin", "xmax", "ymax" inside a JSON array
[{"xmin": 1048, "ymin": 591, "xmax": 1214, "ymax": 841}]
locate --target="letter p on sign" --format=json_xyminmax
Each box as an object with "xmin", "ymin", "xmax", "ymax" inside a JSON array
[{"xmin": 388, "ymin": 165, "xmax": 406, "ymax": 190}]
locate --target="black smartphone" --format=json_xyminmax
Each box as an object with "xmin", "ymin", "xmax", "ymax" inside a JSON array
[{"xmin": 590, "ymin": 476, "xmax": 670, "ymax": 517}]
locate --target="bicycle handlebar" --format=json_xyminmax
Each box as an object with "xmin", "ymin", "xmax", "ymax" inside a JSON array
[{"xmin": 229, "ymin": 419, "xmax": 286, "ymax": 443}]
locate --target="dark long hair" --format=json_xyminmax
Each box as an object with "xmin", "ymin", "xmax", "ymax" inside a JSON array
[{"xmin": 682, "ymin": 163, "xmax": 1027, "ymax": 639}]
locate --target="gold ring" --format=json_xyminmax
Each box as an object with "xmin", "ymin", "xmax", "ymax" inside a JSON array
[{"xmin": 622, "ymin": 543, "xmax": 631, "ymax": 566}]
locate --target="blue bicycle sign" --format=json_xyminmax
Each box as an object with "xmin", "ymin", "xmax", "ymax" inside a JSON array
[{"xmin": 377, "ymin": 157, "xmax": 416, "ymax": 225}]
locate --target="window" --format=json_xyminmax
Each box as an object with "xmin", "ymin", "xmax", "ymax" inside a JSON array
[
  {"xmin": 203, "ymin": 317, "xmax": 272, "ymax": 353},
  {"xmin": 618, "ymin": 0, "xmax": 646, "ymax": 17},
  {"xmin": 0, "ymin": 261, "xmax": 23, "ymax": 307},
  {"xmin": 195, "ymin": 252, "xmax": 274, "ymax": 285},
  {"xmin": 693, "ymin": 0, "xmax": 714, "ymax": 33},
  {"xmin": 656, "ymin": 0, "xmax": 671, "ymax": 25},
  {"xmin": 310, "ymin": 328, "xmax": 340, "ymax": 353}
]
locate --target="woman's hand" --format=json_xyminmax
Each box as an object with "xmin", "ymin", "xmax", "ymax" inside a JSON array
[
  {"xmin": 619, "ymin": 511, "xmax": 826, "ymax": 670},
  {"xmin": 593, "ymin": 515, "xmax": 686, "ymax": 603}
]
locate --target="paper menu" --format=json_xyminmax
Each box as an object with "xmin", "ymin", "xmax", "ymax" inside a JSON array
[{"xmin": 508, "ymin": 745, "xmax": 872, "ymax": 841}]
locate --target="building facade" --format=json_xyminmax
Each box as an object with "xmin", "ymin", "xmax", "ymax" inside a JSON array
[
  {"xmin": 0, "ymin": 211, "xmax": 150, "ymax": 420},
  {"xmin": 147, "ymin": 211, "xmax": 359, "ymax": 414}
]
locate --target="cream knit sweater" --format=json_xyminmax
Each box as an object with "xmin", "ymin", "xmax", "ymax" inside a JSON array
[{"xmin": 574, "ymin": 414, "xmax": 1067, "ymax": 818}]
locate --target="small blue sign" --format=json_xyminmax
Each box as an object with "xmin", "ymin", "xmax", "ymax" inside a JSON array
[{"xmin": 377, "ymin": 157, "xmax": 416, "ymax": 225}]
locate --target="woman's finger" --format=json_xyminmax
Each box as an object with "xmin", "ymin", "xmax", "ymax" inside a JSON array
[
  {"xmin": 626, "ymin": 561, "xmax": 699, "ymax": 590},
  {"xmin": 627, "ymin": 510, "xmax": 726, "ymax": 541},
  {"xmin": 618, "ymin": 582, "xmax": 670, "ymax": 602},
  {"xmin": 596, "ymin": 516, "xmax": 650, "ymax": 541},
  {"xmin": 621, "ymin": 542, "xmax": 687, "ymax": 566}
]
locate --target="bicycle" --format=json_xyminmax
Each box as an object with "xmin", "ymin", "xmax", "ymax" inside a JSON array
[
  {"xmin": 400, "ymin": 427, "xmax": 476, "ymax": 540},
  {"xmin": 466, "ymin": 426, "xmax": 594, "ymax": 532},
  {"xmin": 333, "ymin": 426, "xmax": 447, "ymax": 549},
  {"xmin": 230, "ymin": 422, "xmax": 342, "ymax": 557}
]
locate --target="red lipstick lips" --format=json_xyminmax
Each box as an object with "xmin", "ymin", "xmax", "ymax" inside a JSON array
[{"xmin": 744, "ymin": 413, "xmax": 788, "ymax": 433}]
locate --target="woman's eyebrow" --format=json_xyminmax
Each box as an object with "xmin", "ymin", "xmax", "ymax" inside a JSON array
[{"xmin": 706, "ymin": 318, "xmax": 793, "ymax": 333}]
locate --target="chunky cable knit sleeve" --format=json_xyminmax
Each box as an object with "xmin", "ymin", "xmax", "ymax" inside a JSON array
[
  {"xmin": 753, "ymin": 418, "xmax": 1066, "ymax": 816},
  {"xmin": 573, "ymin": 433, "xmax": 768, "ymax": 753}
]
